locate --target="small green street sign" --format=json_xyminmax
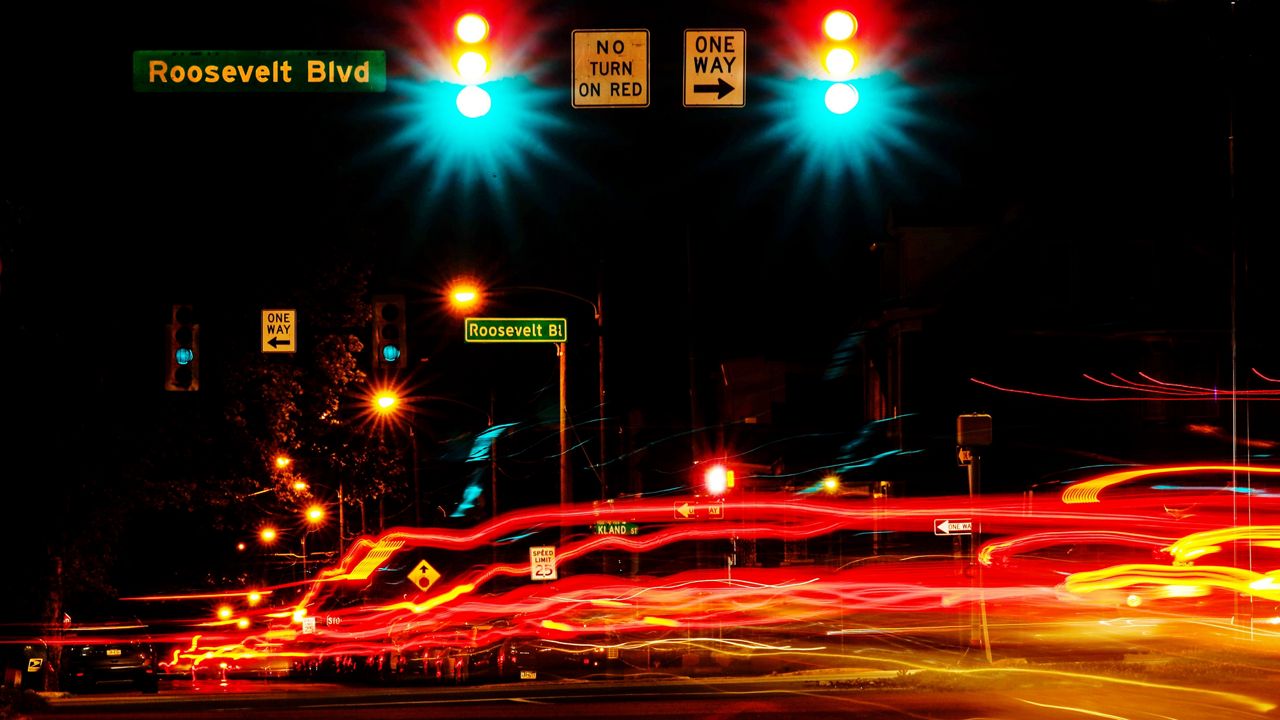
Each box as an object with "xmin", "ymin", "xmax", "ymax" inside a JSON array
[
  {"xmin": 464, "ymin": 317, "xmax": 567, "ymax": 343},
  {"xmin": 592, "ymin": 521, "xmax": 639, "ymax": 536}
]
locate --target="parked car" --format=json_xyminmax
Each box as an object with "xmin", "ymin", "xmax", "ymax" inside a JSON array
[{"xmin": 60, "ymin": 619, "xmax": 159, "ymax": 694}]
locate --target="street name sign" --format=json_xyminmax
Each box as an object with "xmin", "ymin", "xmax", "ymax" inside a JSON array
[
  {"xmin": 261, "ymin": 309, "xmax": 297, "ymax": 352},
  {"xmin": 464, "ymin": 317, "xmax": 566, "ymax": 343},
  {"xmin": 592, "ymin": 521, "xmax": 639, "ymax": 535},
  {"xmin": 530, "ymin": 546, "xmax": 558, "ymax": 580},
  {"xmin": 572, "ymin": 29, "xmax": 649, "ymax": 108},
  {"xmin": 934, "ymin": 519, "xmax": 973, "ymax": 535},
  {"xmin": 683, "ymin": 29, "xmax": 745, "ymax": 107}
]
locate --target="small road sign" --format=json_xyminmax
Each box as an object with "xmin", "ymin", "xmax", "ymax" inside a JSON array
[
  {"xmin": 674, "ymin": 499, "xmax": 726, "ymax": 520},
  {"xmin": 464, "ymin": 317, "xmax": 566, "ymax": 343},
  {"xmin": 684, "ymin": 29, "xmax": 745, "ymax": 107},
  {"xmin": 572, "ymin": 30, "xmax": 649, "ymax": 108},
  {"xmin": 934, "ymin": 518, "xmax": 973, "ymax": 535},
  {"xmin": 261, "ymin": 309, "xmax": 297, "ymax": 353},
  {"xmin": 530, "ymin": 546, "xmax": 557, "ymax": 580},
  {"xmin": 592, "ymin": 521, "xmax": 639, "ymax": 535},
  {"xmin": 408, "ymin": 559, "xmax": 441, "ymax": 591}
]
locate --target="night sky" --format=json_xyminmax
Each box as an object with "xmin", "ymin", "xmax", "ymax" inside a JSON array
[{"xmin": 3, "ymin": 0, "xmax": 1279, "ymax": 617}]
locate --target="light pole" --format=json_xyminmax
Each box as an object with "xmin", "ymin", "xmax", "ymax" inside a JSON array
[
  {"xmin": 447, "ymin": 280, "xmax": 608, "ymax": 501},
  {"xmin": 275, "ymin": 454, "xmax": 345, "ymax": 558},
  {"xmin": 301, "ymin": 504, "xmax": 325, "ymax": 580}
]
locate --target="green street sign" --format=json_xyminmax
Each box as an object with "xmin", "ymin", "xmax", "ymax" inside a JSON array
[
  {"xmin": 464, "ymin": 318, "xmax": 567, "ymax": 343},
  {"xmin": 592, "ymin": 521, "xmax": 639, "ymax": 536}
]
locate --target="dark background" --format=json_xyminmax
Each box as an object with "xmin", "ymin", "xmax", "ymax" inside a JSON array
[{"xmin": 3, "ymin": 0, "xmax": 1279, "ymax": 617}]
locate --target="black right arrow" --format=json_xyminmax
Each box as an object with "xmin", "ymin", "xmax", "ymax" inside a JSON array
[
  {"xmin": 268, "ymin": 337, "xmax": 292, "ymax": 349},
  {"xmin": 693, "ymin": 77, "xmax": 734, "ymax": 99}
]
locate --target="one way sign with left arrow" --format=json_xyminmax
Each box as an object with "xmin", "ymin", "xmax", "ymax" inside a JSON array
[
  {"xmin": 262, "ymin": 309, "xmax": 298, "ymax": 353},
  {"xmin": 934, "ymin": 519, "xmax": 973, "ymax": 536},
  {"xmin": 684, "ymin": 29, "xmax": 745, "ymax": 107}
]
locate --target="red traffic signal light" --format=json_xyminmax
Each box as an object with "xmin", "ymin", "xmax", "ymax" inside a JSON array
[{"xmin": 703, "ymin": 464, "xmax": 735, "ymax": 496}]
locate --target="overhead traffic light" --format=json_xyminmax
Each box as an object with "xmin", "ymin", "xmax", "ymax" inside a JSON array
[
  {"xmin": 454, "ymin": 12, "xmax": 492, "ymax": 117},
  {"xmin": 820, "ymin": 9, "xmax": 859, "ymax": 113},
  {"xmin": 372, "ymin": 294, "xmax": 407, "ymax": 369},
  {"xmin": 164, "ymin": 304, "xmax": 199, "ymax": 391}
]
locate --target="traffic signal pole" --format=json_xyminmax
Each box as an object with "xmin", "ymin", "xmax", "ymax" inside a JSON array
[{"xmin": 558, "ymin": 343, "xmax": 569, "ymax": 543}]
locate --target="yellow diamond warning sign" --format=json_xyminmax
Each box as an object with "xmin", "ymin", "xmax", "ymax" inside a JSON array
[{"xmin": 408, "ymin": 559, "xmax": 441, "ymax": 592}]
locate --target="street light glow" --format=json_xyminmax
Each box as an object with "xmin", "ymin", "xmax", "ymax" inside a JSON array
[
  {"xmin": 306, "ymin": 505, "xmax": 325, "ymax": 523},
  {"xmin": 274, "ymin": 455, "xmax": 291, "ymax": 469},
  {"xmin": 375, "ymin": 392, "xmax": 398, "ymax": 412},
  {"xmin": 292, "ymin": 480, "xmax": 309, "ymax": 492},
  {"xmin": 259, "ymin": 527, "xmax": 277, "ymax": 544},
  {"xmin": 823, "ymin": 475, "xmax": 841, "ymax": 493}
]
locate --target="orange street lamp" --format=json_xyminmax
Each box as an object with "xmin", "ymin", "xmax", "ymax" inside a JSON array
[
  {"xmin": 274, "ymin": 455, "xmax": 292, "ymax": 470},
  {"xmin": 374, "ymin": 391, "xmax": 398, "ymax": 413},
  {"xmin": 259, "ymin": 526, "xmax": 278, "ymax": 544}
]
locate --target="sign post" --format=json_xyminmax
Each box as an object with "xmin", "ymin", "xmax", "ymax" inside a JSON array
[{"xmin": 466, "ymin": 318, "xmax": 571, "ymax": 539}]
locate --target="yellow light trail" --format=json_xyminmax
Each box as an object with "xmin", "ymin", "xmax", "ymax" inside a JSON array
[{"xmin": 1061, "ymin": 464, "xmax": 1280, "ymax": 504}]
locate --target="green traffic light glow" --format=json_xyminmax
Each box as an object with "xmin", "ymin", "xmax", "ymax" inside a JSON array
[
  {"xmin": 372, "ymin": 71, "xmax": 574, "ymax": 231},
  {"xmin": 745, "ymin": 70, "xmax": 938, "ymax": 231},
  {"xmin": 381, "ymin": 344, "xmax": 402, "ymax": 364},
  {"xmin": 175, "ymin": 347, "xmax": 194, "ymax": 366}
]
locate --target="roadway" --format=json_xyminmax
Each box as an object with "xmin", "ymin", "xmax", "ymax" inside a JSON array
[{"xmin": 18, "ymin": 665, "xmax": 1280, "ymax": 719}]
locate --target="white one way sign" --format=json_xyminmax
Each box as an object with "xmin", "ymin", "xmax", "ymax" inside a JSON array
[{"xmin": 934, "ymin": 518, "xmax": 973, "ymax": 535}]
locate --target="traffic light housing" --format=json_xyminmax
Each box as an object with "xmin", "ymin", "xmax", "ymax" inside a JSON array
[
  {"xmin": 372, "ymin": 294, "xmax": 408, "ymax": 369},
  {"xmin": 820, "ymin": 9, "xmax": 859, "ymax": 113},
  {"xmin": 164, "ymin": 304, "xmax": 199, "ymax": 391},
  {"xmin": 454, "ymin": 12, "xmax": 492, "ymax": 117}
]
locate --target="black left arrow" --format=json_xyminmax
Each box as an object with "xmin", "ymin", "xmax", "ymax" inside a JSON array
[
  {"xmin": 693, "ymin": 77, "xmax": 734, "ymax": 99},
  {"xmin": 268, "ymin": 337, "xmax": 292, "ymax": 348}
]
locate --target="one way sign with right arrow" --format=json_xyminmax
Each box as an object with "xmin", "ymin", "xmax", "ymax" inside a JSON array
[{"xmin": 684, "ymin": 29, "xmax": 745, "ymax": 107}]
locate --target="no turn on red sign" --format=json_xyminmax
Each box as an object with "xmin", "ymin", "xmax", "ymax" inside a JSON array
[{"xmin": 572, "ymin": 30, "xmax": 649, "ymax": 108}]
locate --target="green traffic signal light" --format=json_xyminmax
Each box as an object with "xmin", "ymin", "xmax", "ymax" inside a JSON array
[
  {"xmin": 372, "ymin": 294, "xmax": 408, "ymax": 370},
  {"xmin": 165, "ymin": 304, "xmax": 199, "ymax": 391}
]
